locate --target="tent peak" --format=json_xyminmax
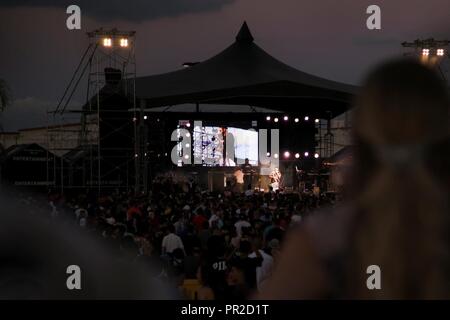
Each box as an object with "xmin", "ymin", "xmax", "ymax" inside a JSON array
[{"xmin": 236, "ymin": 21, "xmax": 254, "ymax": 43}]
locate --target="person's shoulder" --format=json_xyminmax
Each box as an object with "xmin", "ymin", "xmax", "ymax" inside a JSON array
[{"xmin": 167, "ymin": 233, "xmax": 178, "ymax": 240}]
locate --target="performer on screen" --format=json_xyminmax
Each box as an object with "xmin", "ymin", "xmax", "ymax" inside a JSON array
[{"xmin": 269, "ymin": 167, "xmax": 282, "ymax": 191}]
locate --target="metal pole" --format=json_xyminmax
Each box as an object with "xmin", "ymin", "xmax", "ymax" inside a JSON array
[
  {"xmin": 60, "ymin": 120, "xmax": 64, "ymax": 195},
  {"xmin": 46, "ymin": 107, "xmax": 49, "ymax": 191},
  {"xmin": 96, "ymin": 54, "xmax": 101, "ymax": 195}
]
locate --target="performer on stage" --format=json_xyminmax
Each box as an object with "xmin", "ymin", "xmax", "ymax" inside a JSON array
[
  {"xmin": 295, "ymin": 165, "xmax": 306, "ymax": 192},
  {"xmin": 241, "ymin": 158, "xmax": 255, "ymax": 189},
  {"xmin": 233, "ymin": 168, "xmax": 244, "ymax": 193},
  {"xmin": 269, "ymin": 167, "xmax": 282, "ymax": 191}
]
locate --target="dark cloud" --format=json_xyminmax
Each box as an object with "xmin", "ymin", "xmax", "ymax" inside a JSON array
[
  {"xmin": 0, "ymin": 97, "xmax": 81, "ymax": 131},
  {"xmin": 0, "ymin": 0, "xmax": 235, "ymax": 22}
]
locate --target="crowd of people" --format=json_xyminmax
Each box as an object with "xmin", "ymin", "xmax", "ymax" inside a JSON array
[
  {"xmin": 2, "ymin": 59, "xmax": 448, "ymax": 300},
  {"xmin": 47, "ymin": 174, "xmax": 338, "ymax": 300}
]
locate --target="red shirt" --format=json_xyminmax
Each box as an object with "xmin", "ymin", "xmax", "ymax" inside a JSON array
[
  {"xmin": 192, "ymin": 214, "xmax": 207, "ymax": 231},
  {"xmin": 127, "ymin": 206, "xmax": 142, "ymax": 220}
]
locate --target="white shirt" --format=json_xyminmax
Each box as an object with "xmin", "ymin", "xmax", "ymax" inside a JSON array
[
  {"xmin": 234, "ymin": 170, "xmax": 244, "ymax": 184},
  {"xmin": 245, "ymin": 189, "xmax": 254, "ymax": 196},
  {"xmin": 209, "ymin": 214, "xmax": 220, "ymax": 228},
  {"xmin": 234, "ymin": 220, "xmax": 251, "ymax": 237},
  {"xmin": 79, "ymin": 217, "xmax": 87, "ymax": 228},
  {"xmin": 161, "ymin": 233, "xmax": 184, "ymax": 254},
  {"xmin": 106, "ymin": 217, "xmax": 116, "ymax": 225},
  {"xmin": 290, "ymin": 214, "xmax": 302, "ymax": 225},
  {"xmin": 249, "ymin": 250, "xmax": 274, "ymax": 291}
]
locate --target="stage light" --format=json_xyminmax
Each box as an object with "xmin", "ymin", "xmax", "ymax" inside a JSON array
[
  {"xmin": 144, "ymin": 153, "xmax": 147, "ymax": 157},
  {"xmin": 314, "ymin": 153, "xmax": 320, "ymax": 159},
  {"xmin": 294, "ymin": 118, "xmax": 299, "ymax": 123},
  {"xmin": 186, "ymin": 132, "xmax": 191, "ymax": 137},
  {"xmin": 186, "ymin": 122, "xmax": 191, "ymax": 128},
  {"xmin": 315, "ymin": 118, "xmax": 320, "ymax": 123},
  {"xmin": 274, "ymin": 117, "xmax": 279, "ymax": 123},
  {"xmin": 134, "ymin": 153, "xmax": 138, "ymax": 158},
  {"xmin": 437, "ymin": 48, "xmax": 445, "ymax": 56},
  {"xmin": 266, "ymin": 152, "xmax": 271, "ymax": 157},
  {"xmin": 133, "ymin": 117, "xmax": 137, "ymax": 122},
  {"xmin": 422, "ymin": 48, "xmax": 430, "ymax": 56},
  {"xmin": 120, "ymin": 38, "xmax": 129, "ymax": 47},
  {"xmin": 182, "ymin": 62, "xmax": 200, "ymax": 68},
  {"xmin": 143, "ymin": 115, "xmax": 148, "ymax": 120},
  {"xmin": 304, "ymin": 116, "xmax": 309, "ymax": 121},
  {"xmin": 184, "ymin": 154, "xmax": 189, "ymax": 160},
  {"xmin": 283, "ymin": 116, "xmax": 289, "ymax": 121},
  {"xmin": 266, "ymin": 116, "xmax": 271, "ymax": 121},
  {"xmin": 185, "ymin": 143, "xmax": 190, "ymax": 148},
  {"xmin": 304, "ymin": 152, "xmax": 309, "ymax": 157},
  {"xmin": 274, "ymin": 153, "xmax": 279, "ymax": 159},
  {"xmin": 103, "ymin": 38, "xmax": 112, "ymax": 47},
  {"xmin": 295, "ymin": 153, "xmax": 300, "ymax": 159},
  {"xmin": 284, "ymin": 151, "xmax": 290, "ymax": 158}
]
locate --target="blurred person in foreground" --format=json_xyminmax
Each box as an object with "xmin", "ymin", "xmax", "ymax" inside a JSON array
[
  {"xmin": 0, "ymin": 191, "xmax": 175, "ymax": 299},
  {"xmin": 258, "ymin": 59, "xmax": 450, "ymax": 299}
]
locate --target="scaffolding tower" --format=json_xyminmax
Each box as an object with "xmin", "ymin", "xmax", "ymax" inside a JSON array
[
  {"xmin": 48, "ymin": 28, "xmax": 137, "ymax": 194},
  {"xmin": 315, "ymin": 111, "xmax": 335, "ymax": 159}
]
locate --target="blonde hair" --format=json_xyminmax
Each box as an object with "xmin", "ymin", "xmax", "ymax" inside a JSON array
[{"xmin": 347, "ymin": 59, "xmax": 450, "ymax": 299}]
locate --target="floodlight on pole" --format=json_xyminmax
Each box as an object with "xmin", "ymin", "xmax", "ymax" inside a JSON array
[
  {"xmin": 120, "ymin": 38, "xmax": 129, "ymax": 47},
  {"xmin": 103, "ymin": 38, "xmax": 112, "ymax": 47}
]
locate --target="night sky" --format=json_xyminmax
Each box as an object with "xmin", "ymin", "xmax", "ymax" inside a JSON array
[{"xmin": 0, "ymin": 0, "xmax": 449, "ymax": 130}]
